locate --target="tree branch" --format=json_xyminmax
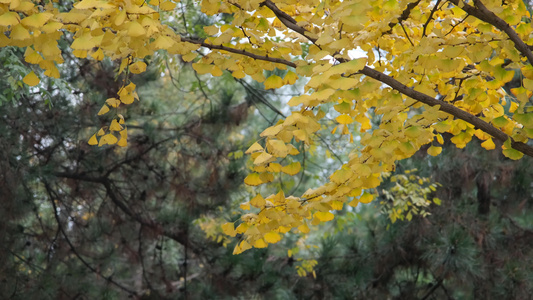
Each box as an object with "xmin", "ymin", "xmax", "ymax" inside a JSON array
[
  {"xmin": 384, "ymin": 0, "xmax": 422, "ymax": 35},
  {"xmin": 186, "ymin": 0, "xmax": 533, "ymax": 158},
  {"xmin": 180, "ymin": 36, "xmax": 297, "ymax": 68},
  {"xmin": 448, "ymin": 0, "xmax": 533, "ymax": 65},
  {"xmin": 360, "ymin": 66, "xmax": 533, "ymax": 157},
  {"xmin": 261, "ymin": 0, "xmax": 318, "ymax": 43},
  {"xmin": 43, "ymin": 181, "xmax": 137, "ymax": 296},
  {"xmin": 422, "ymin": 0, "xmax": 441, "ymax": 37}
]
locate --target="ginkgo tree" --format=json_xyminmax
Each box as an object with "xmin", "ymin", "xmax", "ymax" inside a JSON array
[{"xmin": 4, "ymin": 0, "xmax": 533, "ymax": 253}]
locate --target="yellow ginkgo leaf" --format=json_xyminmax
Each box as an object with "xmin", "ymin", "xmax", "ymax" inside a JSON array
[
  {"xmin": 117, "ymin": 138, "xmax": 127, "ymax": 147},
  {"xmin": 264, "ymin": 231, "xmax": 281, "ymax": 244},
  {"xmin": 427, "ymin": 145, "xmax": 442, "ymax": 156},
  {"xmin": 100, "ymin": 133, "xmax": 118, "ymax": 146},
  {"xmin": 119, "ymin": 128, "xmax": 127, "ymax": 139},
  {"xmin": 127, "ymin": 21, "xmax": 146, "ymax": 37},
  {"xmin": 250, "ymin": 194, "xmax": 266, "ymax": 208},
  {"xmin": 260, "ymin": 124, "xmax": 283, "ymax": 137},
  {"xmin": 97, "ymin": 104, "xmax": 110, "ymax": 115},
  {"xmin": 109, "ymin": 119, "xmax": 123, "ymax": 131},
  {"xmin": 23, "ymin": 71, "xmax": 39, "ymax": 86},
  {"xmin": 120, "ymin": 94, "xmax": 135, "ymax": 105},
  {"xmin": 281, "ymin": 162, "xmax": 301, "ymax": 175},
  {"xmin": 152, "ymin": 35, "xmax": 175, "ymax": 50},
  {"xmin": 253, "ymin": 152, "xmax": 274, "ymax": 165},
  {"xmin": 359, "ymin": 192, "xmax": 374, "ymax": 204},
  {"xmin": 88, "ymin": 134, "xmax": 98, "ymax": 145},
  {"xmin": 336, "ymin": 114, "xmax": 354, "ymax": 125},
  {"xmin": 284, "ymin": 71, "xmax": 298, "ymax": 85},
  {"xmin": 211, "ymin": 65, "xmax": 223, "ymax": 77},
  {"xmin": 0, "ymin": 12, "xmax": 20, "ymax": 27},
  {"xmin": 192, "ymin": 63, "xmax": 213, "ymax": 75},
  {"xmin": 298, "ymin": 223, "xmax": 310, "ymax": 233},
  {"xmin": 264, "ymin": 75, "xmax": 283, "ymax": 89},
  {"xmin": 160, "ymin": 1, "xmax": 177, "ymax": 11},
  {"xmin": 240, "ymin": 202, "xmax": 251, "ymax": 210},
  {"xmin": 267, "ymin": 139, "xmax": 288, "ymax": 157},
  {"xmin": 233, "ymin": 240, "xmax": 251, "ymax": 255},
  {"xmin": 315, "ymin": 211, "xmax": 334, "ymax": 222},
  {"xmin": 348, "ymin": 198, "xmax": 359, "ymax": 207},
  {"xmin": 254, "ymin": 239, "xmax": 268, "ymax": 248},
  {"xmin": 481, "ymin": 138, "xmax": 495, "ymax": 150},
  {"xmin": 245, "ymin": 142, "xmax": 263, "ymax": 154},
  {"xmin": 129, "ymin": 61, "xmax": 147, "ymax": 74},
  {"xmin": 105, "ymin": 98, "xmax": 121, "ymax": 108},
  {"xmin": 502, "ymin": 148, "xmax": 523, "ymax": 160},
  {"xmin": 91, "ymin": 48, "xmax": 104, "ymax": 61},
  {"xmin": 21, "ymin": 12, "xmax": 52, "ymax": 28},
  {"xmin": 24, "ymin": 47, "xmax": 42, "ymax": 64},
  {"xmin": 221, "ymin": 222, "xmax": 236, "ymax": 237}
]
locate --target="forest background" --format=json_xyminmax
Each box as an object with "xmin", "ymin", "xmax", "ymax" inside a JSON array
[{"xmin": 1, "ymin": 0, "xmax": 533, "ymax": 299}]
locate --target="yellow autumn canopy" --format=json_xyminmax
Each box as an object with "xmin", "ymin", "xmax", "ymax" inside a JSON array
[{"xmin": 4, "ymin": 0, "xmax": 533, "ymax": 254}]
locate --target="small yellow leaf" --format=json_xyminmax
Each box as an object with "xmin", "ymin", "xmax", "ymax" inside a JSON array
[
  {"xmin": 117, "ymin": 138, "xmax": 127, "ymax": 147},
  {"xmin": 264, "ymin": 232, "xmax": 281, "ymax": 244},
  {"xmin": 298, "ymin": 223, "xmax": 310, "ymax": 233},
  {"xmin": 160, "ymin": 1, "xmax": 176, "ymax": 10},
  {"xmin": 359, "ymin": 192, "xmax": 373, "ymax": 204},
  {"xmin": 260, "ymin": 124, "xmax": 283, "ymax": 137},
  {"xmin": 221, "ymin": 222, "xmax": 236, "ymax": 237},
  {"xmin": 127, "ymin": 21, "xmax": 146, "ymax": 37},
  {"xmin": 240, "ymin": 202, "xmax": 251, "ymax": 210},
  {"xmin": 109, "ymin": 119, "xmax": 123, "ymax": 131},
  {"xmin": 105, "ymin": 98, "xmax": 121, "ymax": 108},
  {"xmin": 97, "ymin": 128, "xmax": 106, "ymax": 136},
  {"xmin": 502, "ymin": 148, "xmax": 523, "ymax": 160},
  {"xmin": 24, "ymin": 48, "xmax": 42, "ymax": 64},
  {"xmin": 23, "ymin": 71, "xmax": 39, "ymax": 86},
  {"xmin": 254, "ymin": 239, "xmax": 268, "ymax": 248},
  {"xmin": 235, "ymin": 223, "xmax": 248, "ymax": 234},
  {"xmin": 481, "ymin": 138, "xmax": 495, "ymax": 150},
  {"xmin": 348, "ymin": 198, "xmax": 359, "ymax": 207},
  {"xmin": 315, "ymin": 211, "xmax": 334, "ymax": 222},
  {"xmin": 88, "ymin": 134, "xmax": 98, "ymax": 145},
  {"xmin": 119, "ymin": 128, "xmax": 127, "ymax": 139},
  {"xmin": 330, "ymin": 200, "xmax": 343, "ymax": 210},
  {"xmin": 129, "ymin": 61, "xmax": 147, "ymax": 74},
  {"xmin": 114, "ymin": 10, "xmax": 126, "ymax": 26},
  {"xmin": 98, "ymin": 104, "xmax": 110, "ymax": 115},
  {"xmin": 336, "ymin": 114, "xmax": 354, "ymax": 125},
  {"xmin": 253, "ymin": 152, "xmax": 274, "ymax": 165},
  {"xmin": 264, "ymin": 75, "xmax": 284, "ymax": 89},
  {"xmin": 284, "ymin": 71, "xmax": 298, "ymax": 85},
  {"xmin": 244, "ymin": 173, "xmax": 263, "ymax": 186},
  {"xmin": 0, "ymin": 12, "xmax": 20, "ymax": 27},
  {"xmin": 281, "ymin": 162, "xmax": 301, "ymax": 175},
  {"xmin": 427, "ymin": 146, "xmax": 442, "ymax": 156},
  {"xmin": 192, "ymin": 63, "xmax": 213, "ymax": 75},
  {"xmin": 250, "ymin": 194, "xmax": 266, "ymax": 208},
  {"xmin": 152, "ymin": 35, "xmax": 175, "ymax": 50},
  {"xmin": 120, "ymin": 94, "xmax": 135, "ymax": 105},
  {"xmin": 21, "ymin": 12, "xmax": 52, "ymax": 28},
  {"xmin": 245, "ymin": 142, "xmax": 263, "ymax": 154},
  {"xmin": 101, "ymin": 133, "xmax": 118, "ymax": 146},
  {"xmin": 233, "ymin": 240, "xmax": 251, "ymax": 255}
]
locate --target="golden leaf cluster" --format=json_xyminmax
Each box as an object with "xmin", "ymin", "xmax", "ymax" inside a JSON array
[{"xmin": 4, "ymin": 0, "xmax": 533, "ymax": 254}]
